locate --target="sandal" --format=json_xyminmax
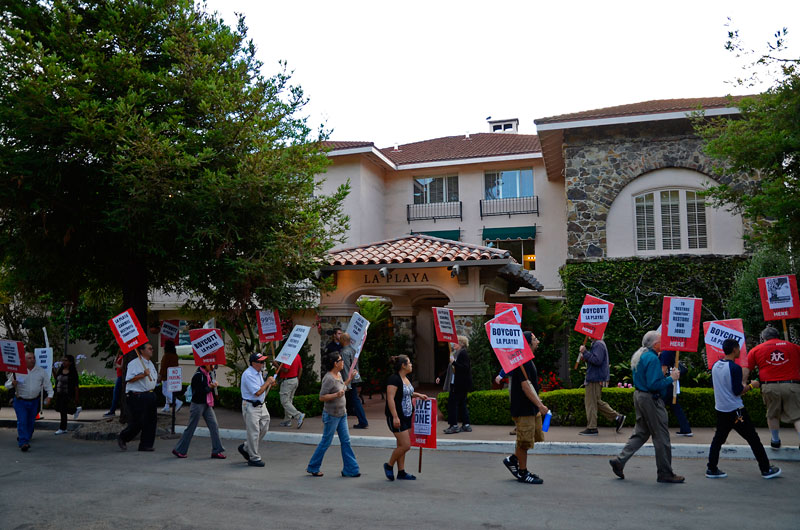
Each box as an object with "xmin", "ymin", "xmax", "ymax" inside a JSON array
[{"xmin": 307, "ymin": 471, "xmax": 324, "ymax": 477}]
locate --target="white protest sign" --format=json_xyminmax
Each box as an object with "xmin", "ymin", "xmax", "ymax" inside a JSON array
[
  {"xmin": 1, "ymin": 340, "xmax": 23, "ymax": 367},
  {"xmin": 160, "ymin": 320, "xmax": 179, "ymax": 340},
  {"xmin": 259, "ymin": 310, "xmax": 278, "ymax": 334},
  {"xmin": 345, "ymin": 312, "xmax": 370, "ymax": 356},
  {"xmin": 167, "ymin": 366, "xmax": 183, "ymax": 392},
  {"xmin": 667, "ymin": 298, "xmax": 695, "ymax": 338},
  {"xmin": 413, "ymin": 399, "xmax": 433, "ymax": 436},
  {"xmin": 35, "ymin": 347, "xmax": 53, "ymax": 372},
  {"xmin": 112, "ymin": 311, "xmax": 140, "ymax": 343},
  {"xmin": 489, "ymin": 324, "xmax": 525, "ymax": 350},
  {"xmin": 704, "ymin": 322, "xmax": 746, "ymax": 350},
  {"xmin": 275, "ymin": 325, "xmax": 311, "ymax": 366},
  {"xmin": 191, "ymin": 331, "xmax": 225, "ymax": 358},
  {"xmin": 765, "ymin": 276, "xmax": 794, "ymax": 309},
  {"xmin": 580, "ymin": 304, "xmax": 610, "ymax": 323}
]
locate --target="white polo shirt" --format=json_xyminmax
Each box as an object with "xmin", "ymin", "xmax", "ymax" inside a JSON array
[
  {"xmin": 125, "ymin": 357, "xmax": 157, "ymax": 393},
  {"xmin": 240, "ymin": 366, "xmax": 265, "ymax": 402}
]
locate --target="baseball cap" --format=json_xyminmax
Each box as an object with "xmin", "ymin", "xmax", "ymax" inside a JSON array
[{"xmin": 249, "ymin": 353, "xmax": 268, "ymax": 363}]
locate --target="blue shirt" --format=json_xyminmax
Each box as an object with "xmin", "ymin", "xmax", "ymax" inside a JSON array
[
  {"xmin": 632, "ymin": 349, "xmax": 673, "ymax": 399},
  {"xmin": 583, "ymin": 340, "xmax": 610, "ymax": 383}
]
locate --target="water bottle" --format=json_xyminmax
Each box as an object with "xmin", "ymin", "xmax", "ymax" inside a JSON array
[{"xmin": 542, "ymin": 410, "xmax": 552, "ymax": 432}]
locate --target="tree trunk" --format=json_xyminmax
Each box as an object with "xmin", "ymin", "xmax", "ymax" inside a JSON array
[{"xmin": 123, "ymin": 261, "xmax": 149, "ymax": 331}]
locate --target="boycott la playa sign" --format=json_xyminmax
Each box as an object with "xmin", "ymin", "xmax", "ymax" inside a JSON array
[
  {"xmin": 410, "ymin": 398, "xmax": 437, "ymax": 449},
  {"xmin": 758, "ymin": 275, "xmax": 800, "ymax": 321},
  {"xmin": 495, "ymin": 302, "xmax": 523, "ymax": 324},
  {"xmin": 160, "ymin": 320, "xmax": 180, "ymax": 346},
  {"xmin": 108, "ymin": 308, "xmax": 148, "ymax": 353},
  {"xmin": 256, "ymin": 309, "xmax": 283, "ymax": 343},
  {"xmin": 274, "ymin": 325, "xmax": 311, "ymax": 366},
  {"xmin": 703, "ymin": 319, "xmax": 748, "ymax": 369},
  {"xmin": 574, "ymin": 295, "xmax": 614, "ymax": 340},
  {"xmin": 660, "ymin": 297, "xmax": 702, "ymax": 352},
  {"xmin": 0, "ymin": 340, "xmax": 28, "ymax": 375},
  {"xmin": 433, "ymin": 307, "xmax": 457, "ymax": 343},
  {"xmin": 485, "ymin": 310, "xmax": 534, "ymax": 374},
  {"xmin": 189, "ymin": 328, "xmax": 226, "ymax": 366}
]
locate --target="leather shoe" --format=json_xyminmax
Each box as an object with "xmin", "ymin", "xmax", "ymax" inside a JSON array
[
  {"xmin": 609, "ymin": 458, "xmax": 625, "ymax": 479},
  {"xmin": 21, "ymin": 444, "xmax": 30, "ymax": 452},
  {"xmin": 117, "ymin": 437, "xmax": 127, "ymax": 451},
  {"xmin": 238, "ymin": 443, "xmax": 250, "ymax": 461},
  {"xmin": 211, "ymin": 453, "xmax": 226, "ymax": 459},
  {"xmin": 248, "ymin": 459, "xmax": 266, "ymax": 467},
  {"xmin": 657, "ymin": 474, "xmax": 685, "ymax": 483}
]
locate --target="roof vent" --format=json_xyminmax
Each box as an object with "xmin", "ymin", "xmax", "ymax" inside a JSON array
[
  {"xmin": 465, "ymin": 131, "xmax": 470, "ymax": 140},
  {"xmin": 487, "ymin": 118, "xmax": 519, "ymax": 134},
  {"xmin": 393, "ymin": 143, "xmax": 399, "ymax": 151}
]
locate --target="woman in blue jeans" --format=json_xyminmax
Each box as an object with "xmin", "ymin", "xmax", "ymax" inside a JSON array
[{"xmin": 306, "ymin": 352, "xmax": 360, "ymax": 477}]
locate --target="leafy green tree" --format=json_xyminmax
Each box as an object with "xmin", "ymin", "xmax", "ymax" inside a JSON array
[
  {"xmin": 0, "ymin": 1, "xmax": 348, "ymax": 332},
  {"xmin": 522, "ymin": 298, "xmax": 567, "ymax": 373}
]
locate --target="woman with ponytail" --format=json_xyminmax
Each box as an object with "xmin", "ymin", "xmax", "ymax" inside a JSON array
[{"xmin": 383, "ymin": 355, "xmax": 429, "ymax": 481}]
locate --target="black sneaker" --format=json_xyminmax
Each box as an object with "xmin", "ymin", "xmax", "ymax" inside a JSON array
[
  {"xmin": 503, "ymin": 455, "xmax": 520, "ymax": 478},
  {"xmin": 705, "ymin": 468, "xmax": 727, "ymax": 479},
  {"xmin": 762, "ymin": 466, "xmax": 781, "ymax": 479},
  {"xmin": 578, "ymin": 428, "xmax": 599, "ymax": 436},
  {"xmin": 770, "ymin": 440, "xmax": 781, "ymax": 449},
  {"xmin": 237, "ymin": 443, "xmax": 250, "ymax": 461},
  {"xmin": 517, "ymin": 471, "xmax": 543, "ymax": 484},
  {"xmin": 443, "ymin": 425, "xmax": 460, "ymax": 434},
  {"xmin": 615, "ymin": 415, "xmax": 626, "ymax": 433},
  {"xmin": 609, "ymin": 458, "xmax": 625, "ymax": 479},
  {"xmin": 247, "ymin": 459, "xmax": 265, "ymax": 467},
  {"xmin": 675, "ymin": 431, "xmax": 694, "ymax": 437},
  {"xmin": 460, "ymin": 424, "xmax": 472, "ymax": 432}
]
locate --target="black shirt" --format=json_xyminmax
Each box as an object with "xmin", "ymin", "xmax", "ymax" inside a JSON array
[
  {"xmin": 325, "ymin": 341, "xmax": 342, "ymax": 355},
  {"xmin": 385, "ymin": 373, "xmax": 411, "ymax": 420},
  {"xmin": 509, "ymin": 360, "xmax": 540, "ymax": 417}
]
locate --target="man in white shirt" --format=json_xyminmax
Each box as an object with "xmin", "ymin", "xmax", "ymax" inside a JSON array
[
  {"xmin": 239, "ymin": 353, "xmax": 274, "ymax": 467},
  {"xmin": 5, "ymin": 351, "xmax": 53, "ymax": 452},
  {"xmin": 117, "ymin": 342, "xmax": 158, "ymax": 452}
]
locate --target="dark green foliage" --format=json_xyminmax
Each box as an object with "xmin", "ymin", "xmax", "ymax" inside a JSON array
[
  {"xmin": 354, "ymin": 298, "xmax": 392, "ymax": 394},
  {"xmin": 522, "ymin": 298, "xmax": 567, "ymax": 373},
  {"xmin": 467, "ymin": 317, "xmax": 499, "ymax": 391}
]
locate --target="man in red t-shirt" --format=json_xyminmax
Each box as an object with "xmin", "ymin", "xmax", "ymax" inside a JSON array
[
  {"xmin": 274, "ymin": 354, "xmax": 304, "ymax": 429},
  {"xmin": 745, "ymin": 326, "xmax": 800, "ymax": 449}
]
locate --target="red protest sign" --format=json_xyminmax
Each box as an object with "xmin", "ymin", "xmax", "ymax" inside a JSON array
[
  {"xmin": 495, "ymin": 302, "xmax": 523, "ymax": 324},
  {"xmin": 703, "ymin": 319, "xmax": 748, "ymax": 370},
  {"xmin": 256, "ymin": 309, "xmax": 283, "ymax": 343},
  {"xmin": 160, "ymin": 320, "xmax": 180, "ymax": 347},
  {"xmin": 0, "ymin": 340, "xmax": 28, "ymax": 375},
  {"xmin": 574, "ymin": 295, "xmax": 614, "ymax": 340},
  {"xmin": 660, "ymin": 297, "xmax": 702, "ymax": 352},
  {"xmin": 432, "ymin": 307, "xmax": 457, "ymax": 343},
  {"xmin": 108, "ymin": 308, "xmax": 148, "ymax": 354},
  {"xmin": 189, "ymin": 329, "xmax": 226, "ymax": 366},
  {"xmin": 485, "ymin": 310, "xmax": 534, "ymax": 374},
  {"xmin": 757, "ymin": 275, "xmax": 800, "ymax": 321},
  {"xmin": 410, "ymin": 398, "xmax": 437, "ymax": 449}
]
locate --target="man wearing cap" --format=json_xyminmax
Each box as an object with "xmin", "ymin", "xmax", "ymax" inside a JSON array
[
  {"xmin": 117, "ymin": 342, "xmax": 158, "ymax": 451},
  {"xmin": 239, "ymin": 353, "xmax": 275, "ymax": 467},
  {"xmin": 5, "ymin": 351, "xmax": 53, "ymax": 451},
  {"xmin": 745, "ymin": 326, "xmax": 800, "ymax": 450}
]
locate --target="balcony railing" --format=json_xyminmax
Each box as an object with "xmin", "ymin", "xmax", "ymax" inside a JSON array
[
  {"xmin": 480, "ymin": 196, "xmax": 539, "ymax": 219},
  {"xmin": 407, "ymin": 201, "xmax": 462, "ymax": 223}
]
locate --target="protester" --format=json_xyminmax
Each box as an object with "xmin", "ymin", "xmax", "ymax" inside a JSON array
[
  {"xmin": 443, "ymin": 335, "xmax": 473, "ymax": 434},
  {"xmin": 706, "ymin": 339, "xmax": 780, "ymax": 479},
  {"xmin": 103, "ymin": 352, "xmax": 124, "ymax": 417},
  {"xmin": 660, "ymin": 349, "xmax": 692, "ymax": 436},
  {"xmin": 340, "ymin": 332, "xmax": 368, "ymax": 429},
  {"xmin": 172, "ymin": 364, "xmax": 225, "ymax": 459},
  {"xmin": 502, "ymin": 331, "xmax": 549, "ymax": 484},
  {"xmin": 117, "ymin": 342, "xmax": 158, "ymax": 451},
  {"xmin": 494, "ymin": 368, "xmax": 517, "ymax": 436},
  {"xmin": 4, "ymin": 351, "xmax": 53, "ymax": 451},
  {"xmin": 324, "ymin": 327, "xmax": 343, "ymax": 355},
  {"xmin": 53, "ymin": 354, "xmax": 81, "ymax": 435},
  {"xmin": 158, "ymin": 340, "xmax": 183, "ymax": 414},
  {"xmin": 383, "ymin": 355, "xmax": 430, "ymax": 481},
  {"xmin": 275, "ymin": 351, "xmax": 305, "ymax": 429},
  {"xmin": 609, "ymin": 331, "xmax": 683, "ymax": 483},
  {"xmin": 239, "ymin": 353, "xmax": 275, "ymax": 467},
  {"xmin": 577, "ymin": 338, "xmax": 625, "ymax": 435},
  {"xmin": 744, "ymin": 326, "xmax": 800, "ymax": 450},
  {"xmin": 306, "ymin": 352, "xmax": 360, "ymax": 477}
]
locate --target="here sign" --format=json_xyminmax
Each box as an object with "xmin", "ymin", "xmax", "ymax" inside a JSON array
[
  {"xmin": 0, "ymin": 340, "xmax": 27, "ymax": 375},
  {"xmin": 433, "ymin": 307, "xmax": 457, "ymax": 343},
  {"xmin": 574, "ymin": 295, "xmax": 614, "ymax": 340},
  {"xmin": 189, "ymin": 328, "xmax": 226, "ymax": 366},
  {"xmin": 257, "ymin": 309, "xmax": 283, "ymax": 343},
  {"xmin": 757, "ymin": 275, "xmax": 800, "ymax": 321},
  {"xmin": 702, "ymin": 319, "xmax": 748, "ymax": 370},
  {"xmin": 484, "ymin": 310, "xmax": 534, "ymax": 374},
  {"xmin": 410, "ymin": 398, "xmax": 437, "ymax": 449},
  {"xmin": 108, "ymin": 308, "xmax": 148, "ymax": 354},
  {"xmin": 660, "ymin": 297, "xmax": 702, "ymax": 352}
]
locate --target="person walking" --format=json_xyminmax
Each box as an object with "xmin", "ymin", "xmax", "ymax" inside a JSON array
[
  {"xmin": 660, "ymin": 349, "xmax": 692, "ymax": 436},
  {"xmin": 324, "ymin": 327, "xmax": 343, "ymax": 355},
  {"xmin": 172, "ymin": 364, "xmax": 226, "ymax": 459},
  {"xmin": 706, "ymin": 339, "xmax": 780, "ymax": 479},
  {"xmin": 383, "ymin": 355, "xmax": 430, "ymax": 481},
  {"xmin": 443, "ymin": 335, "xmax": 472, "ymax": 434},
  {"xmin": 117, "ymin": 342, "xmax": 158, "ymax": 452},
  {"xmin": 239, "ymin": 353, "xmax": 274, "ymax": 467},
  {"xmin": 53, "ymin": 354, "xmax": 81, "ymax": 435},
  {"xmin": 340, "ymin": 333, "xmax": 368, "ymax": 429},
  {"xmin": 306, "ymin": 352, "xmax": 360, "ymax": 477},
  {"xmin": 577, "ymin": 338, "xmax": 625, "ymax": 435},
  {"xmin": 4, "ymin": 351, "xmax": 53, "ymax": 451},
  {"xmin": 275, "ymin": 351, "xmax": 305, "ymax": 429},
  {"xmin": 609, "ymin": 331, "xmax": 683, "ymax": 483},
  {"xmin": 103, "ymin": 352, "xmax": 124, "ymax": 417},
  {"xmin": 158, "ymin": 340, "xmax": 183, "ymax": 414}
]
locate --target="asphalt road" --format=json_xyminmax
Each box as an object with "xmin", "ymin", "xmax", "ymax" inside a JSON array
[{"xmin": 2, "ymin": 429, "xmax": 798, "ymax": 530}]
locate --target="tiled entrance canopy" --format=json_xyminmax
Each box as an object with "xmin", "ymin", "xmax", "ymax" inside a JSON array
[{"xmin": 326, "ymin": 235, "xmax": 510, "ymax": 266}]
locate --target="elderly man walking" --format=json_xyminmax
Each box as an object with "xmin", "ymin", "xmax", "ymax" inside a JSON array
[
  {"xmin": 577, "ymin": 338, "xmax": 625, "ymax": 435},
  {"xmin": 5, "ymin": 351, "xmax": 53, "ymax": 452}
]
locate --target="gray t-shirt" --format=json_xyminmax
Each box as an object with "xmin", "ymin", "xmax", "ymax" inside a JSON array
[{"xmin": 320, "ymin": 372, "xmax": 346, "ymax": 417}]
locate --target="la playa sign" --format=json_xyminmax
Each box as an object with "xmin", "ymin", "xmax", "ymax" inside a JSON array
[{"xmin": 362, "ymin": 271, "xmax": 431, "ymax": 285}]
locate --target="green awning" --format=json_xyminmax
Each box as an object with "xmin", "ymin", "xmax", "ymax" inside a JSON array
[
  {"xmin": 412, "ymin": 229, "xmax": 461, "ymax": 241},
  {"xmin": 482, "ymin": 226, "xmax": 536, "ymax": 241}
]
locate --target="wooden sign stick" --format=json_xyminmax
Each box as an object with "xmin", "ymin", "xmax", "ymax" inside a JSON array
[
  {"xmin": 574, "ymin": 335, "xmax": 589, "ymax": 370},
  {"xmin": 419, "ymin": 447, "xmax": 423, "ymax": 473},
  {"xmin": 136, "ymin": 351, "xmax": 153, "ymax": 381},
  {"xmin": 672, "ymin": 351, "xmax": 680, "ymax": 405},
  {"xmin": 782, "ymin": 319, "xmax": 789, "ymax": 341}
]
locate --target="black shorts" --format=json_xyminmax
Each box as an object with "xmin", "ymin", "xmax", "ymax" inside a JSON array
[{"xmin": 387, "ymin": 414, "xmax": 412, "ymax": 433}]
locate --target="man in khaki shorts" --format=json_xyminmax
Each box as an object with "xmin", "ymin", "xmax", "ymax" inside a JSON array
[
  {"xmin": 502, "ymin": 331, "xmax": 550, "ymax": 484},
  {"xmin": 745, "ymin": 326, "xmax": 800, "ymax": 449}
]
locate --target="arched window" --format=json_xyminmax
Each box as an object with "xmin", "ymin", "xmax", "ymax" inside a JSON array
[{"xmin": 633, "ymin": 189, "xmax": 707, "ymax": 253}]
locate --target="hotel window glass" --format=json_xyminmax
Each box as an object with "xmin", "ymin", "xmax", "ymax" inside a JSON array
[
  {"xmin": 413, "ymin": 175, "xmax": 458, "ymax": 204},
  {"xmin": 634, "ymin": 189, "xmax": 708, "ymax": 253},
  {"xmin": 485, "ymin": 239, "xmax": 535, "ymax": 270},
  {"xmin": 484, "ymin": 169, "xmax": 534, "ymax": 200}
]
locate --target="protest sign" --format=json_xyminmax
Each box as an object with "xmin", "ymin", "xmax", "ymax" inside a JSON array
[
  {"xmin": 160, "ymin": 320, "xmax": 180, "ymax": 346},
  {"xmin": 757, "ymin": 275, "xmax": 800, "ymax": 321},
  {"xmin": 495, "ymin": 302, "xmax": 523, "ymax": 324},
  {"xmin": 167, "ymin": 366, "xmax": 183, "ymax": 392},
  {"xmin": 660, "ymin": 297, "xmax": 702, "ymax": 352},
  {"xmin": 108, "ymin": 308, "xmax": 148, "ymax": 354},
  {"xmin": 345, "ymin": 312, "xmax": 370, "ymax": 355},
  {"xmin": 485, "ymin": 310, "xmax": 534, "ymax": 374},
  {"xmin": 189, "ymin": 328, "xmax": 226, "ymax": 366},
  {"xmin": 256, "ymin": 309, "xmax": 283, "ymax": 343},
  {"xmin": 574, "ymin": 295, "xmax": 614, "ymax": 340},
  {"xmin": 410, "ymin": 398, "xmax": 437, "ymax": 449},
  {"xmin": 35, "ymin": 347, "xmax": 53, "ymax": 373},
  {"xmin": 433, "ymin": 307, "xmax": 457, "ymax": 343},
  {"xmin": 702, "ymin": 319, "xmax": 747, "ymax": 369},
  {"xmin": 0, "ymin": 340, "xmax": 28, "ymax": 374},
  {"xmin": 275, "ymin": 325, "xmax": 311, "ymax": 366}
]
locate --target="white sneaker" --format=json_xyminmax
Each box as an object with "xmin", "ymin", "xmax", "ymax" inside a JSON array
[
  {"xmin": 73, "ymin": 407, "xmax": 82, "ymax": 420},
  {"xmin": 54, "ymin": 429, "xmax": 67, "ymax": 435},
  {"xmin": 175, "ymin": 401, "xmax": 183, "ymax": 413},
  {"xmin": 160, "ymin": 406, "xmax": 171, "ymax": 414}
]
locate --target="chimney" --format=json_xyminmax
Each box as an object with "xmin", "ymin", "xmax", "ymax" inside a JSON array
[{"xmin": 487, "ymin": 118, "xmax": 519, "ymax": 134}]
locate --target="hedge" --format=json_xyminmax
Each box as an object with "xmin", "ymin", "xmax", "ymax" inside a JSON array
[{"xmin": 438, "ymin": 387, "xmax": 775, "ymax": 428}]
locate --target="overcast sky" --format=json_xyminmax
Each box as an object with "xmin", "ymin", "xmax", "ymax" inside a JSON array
[{"xmin": 204, "ymin": 0, "xmax": 799, "ymax": 147}]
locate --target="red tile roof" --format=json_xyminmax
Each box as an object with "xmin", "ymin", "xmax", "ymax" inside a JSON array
[
  {"xmin": 379, "ymin": 133, "xmax": 541, "ymax": 165},
  {"xmin": 535, "ymin": 96, "xmax": 751, "ymax": 125},
  {"xmin": 326, "ymin": 235, "xmax": 511, "ymax": 267},
  {"xmin": 322, "ymin": 140, "xmax": 375, "ymax": 150}
]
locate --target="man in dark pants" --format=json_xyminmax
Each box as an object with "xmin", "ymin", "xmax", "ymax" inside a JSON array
[
  {"xmin": 660, "ymin": 350, "xmax": 692, "ymax": 436},
  {"xmin": 118, "ymin": 342, "xmax": 158, "ymax": 451},
  {"xmin": 706, "ymin": 338, "xmax": 780, "ymax": 479},
  {"xmin": 444, "ymin": 335, "xmax": 473, "ymax": 434}
]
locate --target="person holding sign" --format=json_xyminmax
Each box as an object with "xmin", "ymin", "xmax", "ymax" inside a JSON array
[
  {"xmin": 706, "ymin": 339, "xmax": 780, "ymax": 479},
  {"xmin": 275, "ymin": 353, "xmax": 305, "ymax": 429},
  {"xmin": 238, "ymin": 353, "xmax": 275, "ymax": 467},
  {"xmin": 609, "ymin": 331, "xmax": 683, "ymax": 483},
  {"xmin": 744, "ymin": 326, "xmax": 800, "ymax": 450},
  {"xmin": 341, "ymin": 333, "xmax": 368, "ymax": 429},
  {"xmin": 443, "ymin": 335, "xmax": 473, "ymax": 434},
  {"xmin": 158, "ymin": 341, "xmax": 184, "ymax": 414},
  {"xmin": 306, "ymin": 352, "xmax": 361, "ymax": 477},
  {"xmin": 172, "ymin": 364, "xmax": 226, "ymax": 459},
  {"xmin": 103, "ymin": 353, "xmax": 124, "ymax": 417},
  {"xmin": 4, "ymin": 351, "xmax": 53, "ymax": 452},
  {"xmin": 659, "ymin": 350, "xmax": 692, "ymax": 437},
  {"xmin": 53, "ymin": 355, "xmax": 81, "ymax": 435},
  {"xmin": 384, "ymin": 355, "xmax": 430, "ymax": 481},
  {"xmin": 578, "ymin": 339, "xmax": 625, "ymax": 436},
  {"xmin": 117, "ymin": 343, "xmax": 158, "ymax": 452}
]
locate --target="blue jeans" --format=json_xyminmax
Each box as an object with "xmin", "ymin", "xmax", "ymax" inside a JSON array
[
  {"xmin": 307, "ymin": 411, "xmax": 360, "ymax": 475},
  {"xmin": 668, "ymin": 400, "xmax": 692, "ymax": 434},
  {"xmin": 346, "ymin": 387, "xmax": 369, "ymax": 427},
  {"xmin": 108, "ymin": 376, "xmax": 123, "ymax": 413},
  {"xmin": 13, "ymin": 397, "xmax": 39, "ymax": 446}
]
